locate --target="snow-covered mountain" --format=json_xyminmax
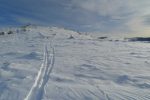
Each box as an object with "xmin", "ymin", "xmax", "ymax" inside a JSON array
[{"xmin": 0, "ymin": 26, "xmax": 150, "ymax": 100}]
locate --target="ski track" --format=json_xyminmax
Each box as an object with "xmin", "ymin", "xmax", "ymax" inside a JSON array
[{"xmin": 24, "ymin": 38, "xmax": 55, "ymax": 100}]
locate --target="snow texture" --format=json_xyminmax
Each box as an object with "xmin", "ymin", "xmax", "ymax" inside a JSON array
[{"xmin": 0, "ymin": 26, "xmax": 150, "ymax": 100}]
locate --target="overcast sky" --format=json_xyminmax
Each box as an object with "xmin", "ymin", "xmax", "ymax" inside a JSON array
[{"xmin": 0, "ymin": 0, "xmax": 150, "ymax": 33}]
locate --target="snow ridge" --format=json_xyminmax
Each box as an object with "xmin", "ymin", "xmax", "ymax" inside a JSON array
[{"xmin": 24, "ymin": 40, "xmax": 55, "ymax": 100}]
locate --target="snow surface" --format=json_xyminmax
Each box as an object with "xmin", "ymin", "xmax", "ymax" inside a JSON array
[{"xmin": 0, "ymin": 26, "xmax": 150, "ymax": 100}]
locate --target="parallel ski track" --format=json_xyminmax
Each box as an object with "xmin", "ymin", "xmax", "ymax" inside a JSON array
[{"xmin": 24, "ymin": 38, "xmax": 55, "ymax": 100}]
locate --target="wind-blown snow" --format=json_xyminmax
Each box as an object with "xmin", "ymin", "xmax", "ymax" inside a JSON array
[{"xmin": 0, "ymin": 26, "xmax": 150, "ymax": 100}]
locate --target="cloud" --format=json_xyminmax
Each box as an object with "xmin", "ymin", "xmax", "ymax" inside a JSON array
[
  {"xmin": 68, "ymin": 0, "xmax": 134, "ymax": 32},
  {"xmin": 143, "ymin": 15, "xmax": 150, "ymax": 25},
  {"xmin": 0, "ymin": 0, "xmax": 150, "ymax": 33},
  {"xmin": 72, "ymin": 0, "xmax": 131, "ymax": 17}
]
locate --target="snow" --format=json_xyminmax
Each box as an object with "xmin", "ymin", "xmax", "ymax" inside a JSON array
[{"xmin": 0, "ymin": 26, "xmax": 150, "ymax": 100}]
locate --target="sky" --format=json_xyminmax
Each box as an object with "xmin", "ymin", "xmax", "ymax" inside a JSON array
[{"xmin": 0, "ymin": 0, "xmax": 150, "ymax": 34}]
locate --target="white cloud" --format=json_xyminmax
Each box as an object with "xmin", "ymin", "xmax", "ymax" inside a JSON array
[
  {"xmin": 1, "ymin": 0, "xmax": 150, "ymax": 33},
  {"xmin": 72, "ymin": 0, "xmax": 132, "ymax": 18},
  {"xmin": 70, "ymin": 0, "xmax": 150, "ymax": 33}
]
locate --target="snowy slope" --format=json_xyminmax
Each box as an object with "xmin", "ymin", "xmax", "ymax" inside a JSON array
[{"xmin": 0, "ymin": 26, "xmax": 150, "ymax": 100}]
